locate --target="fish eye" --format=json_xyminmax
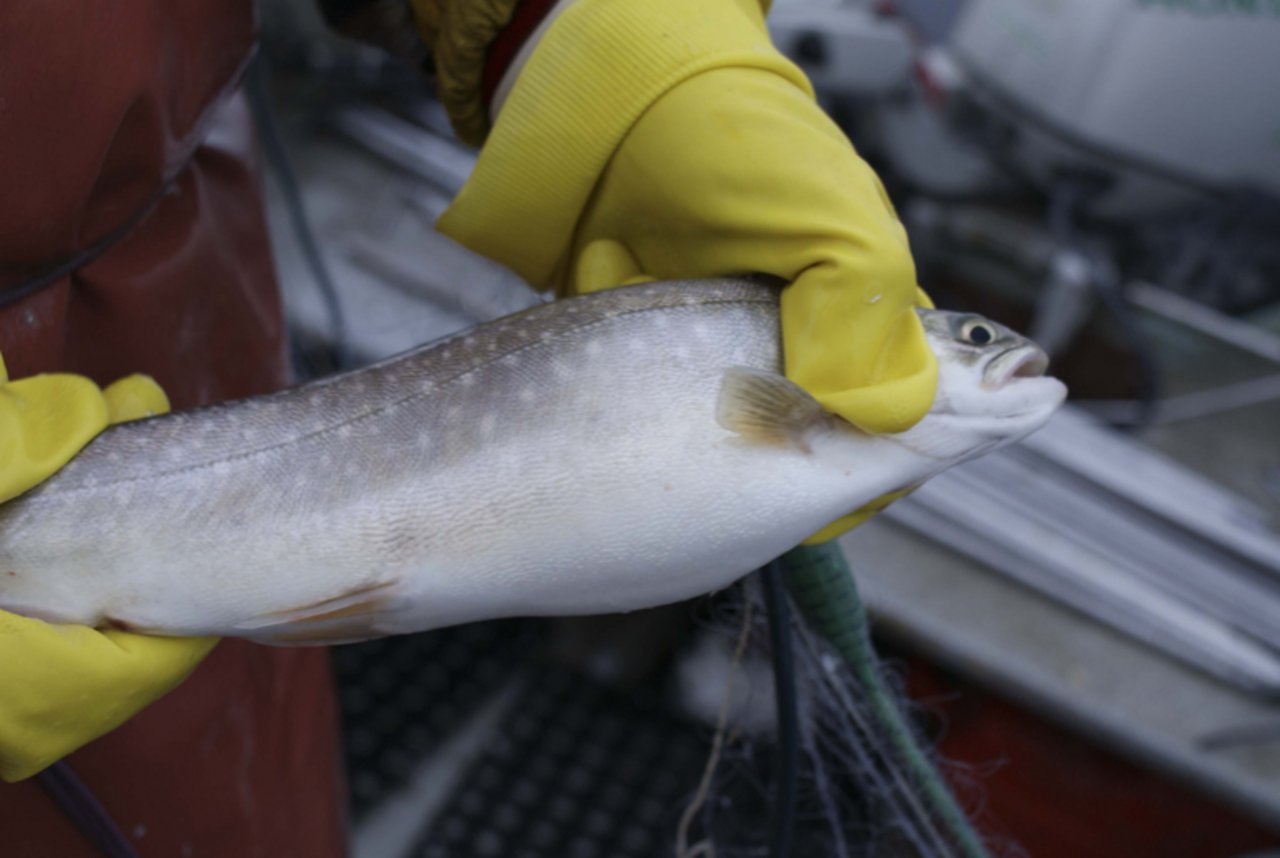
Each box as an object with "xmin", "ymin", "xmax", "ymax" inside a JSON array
[{"xmin": 961, "ymin": 320, "xmax": 995, "ymax": 346}]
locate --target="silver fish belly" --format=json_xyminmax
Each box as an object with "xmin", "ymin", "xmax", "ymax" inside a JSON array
[{"xmin": 0, "ymin": 280, "xmax": 1064, "ymax": 643}]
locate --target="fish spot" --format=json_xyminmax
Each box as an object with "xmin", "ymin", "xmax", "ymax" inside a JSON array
[
  {"xmin": 500, "ymin": 354, "xmax": 521, "ymax": 368},
  {"xmin": 518, "ymin": 388, "xmax": 536, "ymax": 403},
  {"xmin": 479, "ymin": 414, "xmax": 497, "ymax": 437},
  {"xmin": 446, "ymin": 406, "xmax": 462, "ymax": 420},
  {"xmin": 106, "ymin": 451, "xmax": 122, "ymax": 464},
  {"xmin": 460, "ymin": 374, "xmax": 478, "ymax": 388},
  {"xmin": 337, "ymin": 425, "xmax": 354, "ymax": 439},
  {"xmin": 585, "ymin": 340, "xmax": 603, "ymax": 357}
]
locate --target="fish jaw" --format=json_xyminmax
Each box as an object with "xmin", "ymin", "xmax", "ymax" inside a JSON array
[
  {"xmin": 910, "ymin": 306, "xmax": 1067, "ymax": 461},
  {"xmin": 984, "ymin": 344, "xmax": 1050, "ymax": 389}
]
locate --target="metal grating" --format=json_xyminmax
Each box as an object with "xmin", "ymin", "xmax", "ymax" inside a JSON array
[
  {"xmin": 334, "ymin": 620, "xmax": 543, "ymax": 821},
  {"xmin": 412, "ymin": 666, "xmax": 708, "ymax": 858}
]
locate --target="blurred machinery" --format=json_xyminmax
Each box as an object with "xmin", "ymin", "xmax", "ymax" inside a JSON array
[
  {"xmin": 767, "ymin": 0, "xmax": 1280, "ymax": 687},
  {"xmin": 772, "ymin": 0, "xmax": 1280, "ymax": 365}
]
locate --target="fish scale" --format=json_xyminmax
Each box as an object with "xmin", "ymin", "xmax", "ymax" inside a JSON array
[{"xmin": 0, "ymin": 279, "xmax": 1065, "ymax": 644}]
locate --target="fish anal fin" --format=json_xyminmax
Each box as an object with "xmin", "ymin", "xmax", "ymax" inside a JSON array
[
  {"xmin": 240, "ymin": 579, "xmax": 400, "ymax": 645},
  {"xmin": 716, "ymin": 367, "xmax": 828, "ymax": 451},
  {"xmin": 256, "ymin": 615, "xmax": 385, "ymax": 646},
  {"xmin": 262, "ymin": 579, "xmax": 397, "ymax": 622}
]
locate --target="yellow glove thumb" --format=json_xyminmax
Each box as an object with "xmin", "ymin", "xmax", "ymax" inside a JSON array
[{"xmin": 0, "ymin": 359, "xmax": 215, "ymax": 782}]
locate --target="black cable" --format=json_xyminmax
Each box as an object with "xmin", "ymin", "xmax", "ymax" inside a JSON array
[
  {"xmin": 244, "ymin": 56, "xmax": 352, "ymax": 372},
  {"xmin": 1049, "ymin": 176, "xmax": 1161, "ymax": 428},
  {"xmin": 762, "ymin": 559, "xmax": 799, "ymax": 858},
  {"xmin": 36, "ymin": 761, "xmax": 141, "ymax": 858}
]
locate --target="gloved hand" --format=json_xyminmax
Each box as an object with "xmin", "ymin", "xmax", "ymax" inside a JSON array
[
  {"xmin": 437, "ymin": 0, "xmax": 937, "ymax": 541},
  {"xmin": 0, "ymin": 357, "xmax": 217, "ymax": 782}
]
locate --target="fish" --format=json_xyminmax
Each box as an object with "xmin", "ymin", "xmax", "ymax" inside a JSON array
[{"xmin": 0, "ymin": 279, "xmax": 1065, "ymax": 644}]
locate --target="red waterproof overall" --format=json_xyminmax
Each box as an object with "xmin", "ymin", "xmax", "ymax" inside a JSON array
[{"xmin": 0, "ymin": 5, "xmax": 347, "ymax": 856}]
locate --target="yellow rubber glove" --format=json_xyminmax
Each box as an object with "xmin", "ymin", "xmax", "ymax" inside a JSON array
[
  {"xmin": 437, "ymin": 0, "xmax": 936, "ymax": 540},
  {"xmin": 0, "ymin": 357, "xmax": 217, "ymax": 782}
]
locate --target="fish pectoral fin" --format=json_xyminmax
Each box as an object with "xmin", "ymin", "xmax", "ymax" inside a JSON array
[
  {"xmin": 716, "ymin": 367, "xmax": 829, "ymax": 450},
  {"xmin": 234, "ymin": 579, "xmax": 399, "ymax": 645}
]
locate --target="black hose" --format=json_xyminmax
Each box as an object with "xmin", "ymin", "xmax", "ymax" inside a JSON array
[
  {"xmin": 244, "ymin": 56, "xmax": 352, "ymax": 372},
  {"xmin": 762, "ymin": 560, "xmax": 800, "ymax": 857},
  {"xmin": 36, "ymin": 761, "xmax": 140, "ymax": 858}
]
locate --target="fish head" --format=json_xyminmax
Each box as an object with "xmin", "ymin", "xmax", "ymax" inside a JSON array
[{"xmin": 903, "ymin": 308, "xmax": 1067, "ymax": 462}]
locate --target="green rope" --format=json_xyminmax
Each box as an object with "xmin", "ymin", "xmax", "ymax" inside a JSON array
[{"xmin": 778, "ymin": 543, "xmax": 992, "ymax": 858}]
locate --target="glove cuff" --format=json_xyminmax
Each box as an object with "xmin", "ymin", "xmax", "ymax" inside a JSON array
[
  {"xmin": 410, "ymin": 0, "xmax": 524, "ymax": 145},
  {"xmin": 437, "ymin": 0, "xmax": 805, "ymax": 291}
]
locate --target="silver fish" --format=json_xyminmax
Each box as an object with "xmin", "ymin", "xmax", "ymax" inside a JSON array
[{"xmin": 0, "ymin": 280, "xmax": 1064, "ymax": 643}]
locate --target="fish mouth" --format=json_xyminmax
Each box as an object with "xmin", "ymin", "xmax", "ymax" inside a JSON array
[{"xmin": 983, "ymin": 344, "xmax": 1050, "ymax": 390}]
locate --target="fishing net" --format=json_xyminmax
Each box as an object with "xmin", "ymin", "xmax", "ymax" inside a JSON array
[{"xmin": 676, "ymin": 578, "xmax": 1021, "ymax": 858}]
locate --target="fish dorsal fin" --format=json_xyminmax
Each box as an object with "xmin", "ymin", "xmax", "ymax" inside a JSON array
[{"xmin": 716, "ymin": 367, "xmax": 829, "ymax": 450}]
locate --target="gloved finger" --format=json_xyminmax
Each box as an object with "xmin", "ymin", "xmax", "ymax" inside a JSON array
[
  {"xmin": 802, "ymin": 484, "xmax": 919, "ymax": 544},
  {"xmin": 0, "ymin": 374, "xmax": 109, "ymax": 504},
  {"xmin": 0, "ymin": 608, "xmax": 217, "ymax": 782},
  {"xmin": 103, "ymin": 374, "xmax": 171, "ymax": 423},
  {"xmin": 575, "ymin": 239, "xmax": 655, "ymax": 293},
  {"xmin": 99, "ymin": 628, "xmax": 220, "ymax": 673}
]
